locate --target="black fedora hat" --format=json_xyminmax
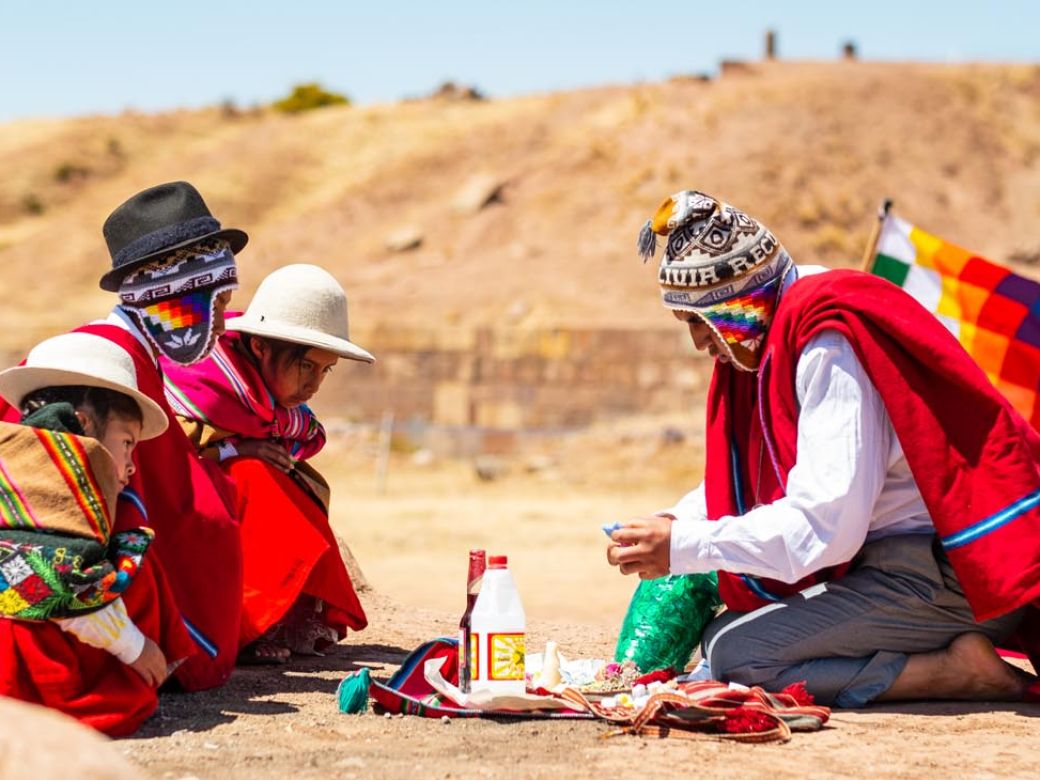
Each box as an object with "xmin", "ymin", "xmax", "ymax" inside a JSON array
[{"xmin": 99, "ymin": 181, "xmax": 248, "ymax": 292}]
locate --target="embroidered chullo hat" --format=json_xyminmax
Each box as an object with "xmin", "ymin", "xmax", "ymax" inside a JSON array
[
  {"xmin": 637, "ymin": 190, "xmax": 792, "ymax": 371},
  {"xmin": 117, "ymin": 238, "xmax": 239, "ymax": 365}
]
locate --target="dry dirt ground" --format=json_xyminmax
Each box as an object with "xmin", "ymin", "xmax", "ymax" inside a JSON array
[{"xmin": 118, "ymin": 444, "xmax": 1040, "ymax": 780}]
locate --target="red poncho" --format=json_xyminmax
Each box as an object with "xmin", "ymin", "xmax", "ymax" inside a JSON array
[
  {"xmin": 0, "ymin": 552, "xmax": 198, "ymax": 736},
  {"xmin": 704, "ymin": 270, "xmax": 1040, "ymax": 663}
]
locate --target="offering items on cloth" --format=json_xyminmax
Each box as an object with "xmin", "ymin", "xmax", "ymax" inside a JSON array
[
  {"xmin": 526, "ymin": 648, "xmax": 646, "ymax": 693},
  {"xmin": 353, "ymin": 638, "xmax": 590, "ymax": 720},
  {"xmin": 468, "ymin": 554, "xmax": 525, "ymax": 696},
  {"xmin": 343, "ymin": 638, "xmax": 831, "ymax": 744},
  {"xmin": 560, "ymin": 679, "xmax": 831, "ymax": 744}
]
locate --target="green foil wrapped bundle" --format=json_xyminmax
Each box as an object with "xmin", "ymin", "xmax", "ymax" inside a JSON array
[{"xmin": 614, "ymin": 572, "xmax": 721, "ymax": 672}]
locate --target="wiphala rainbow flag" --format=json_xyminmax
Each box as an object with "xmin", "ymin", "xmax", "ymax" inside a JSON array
[{"xmin": 868, "ymin": 212, "xmax": 1040, "ymax": 428}]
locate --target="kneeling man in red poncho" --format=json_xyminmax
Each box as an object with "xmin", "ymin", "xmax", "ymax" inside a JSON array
[{"xmin": 608, "ymin": 190, "xmax": 1040, "ymax": 707}]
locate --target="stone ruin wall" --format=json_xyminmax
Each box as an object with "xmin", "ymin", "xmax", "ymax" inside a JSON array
[
  {"xmin": 311, "ymin": 325, "xmax": 709, "ymax": 435},
  {"xmin": 0, "ymin": 326, "xmax": 710, "ymax": 455}
]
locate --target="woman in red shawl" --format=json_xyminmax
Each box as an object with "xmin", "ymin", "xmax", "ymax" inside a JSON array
[{"xmin": 162, "ymin": 264, "xmax": 372, "ymax": 663}]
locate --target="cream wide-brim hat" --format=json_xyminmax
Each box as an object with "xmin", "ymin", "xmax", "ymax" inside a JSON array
[
  {"xmin": 226, "ymin": 264, "xmax": 375, "ymax": 363},
  {"xmin": 0, "ymin": 332, "xmax": 169, "ymax": 440}
]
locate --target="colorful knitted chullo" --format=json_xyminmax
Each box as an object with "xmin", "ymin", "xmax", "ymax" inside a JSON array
[
  {"xmin": 868, "ymin": 212, "xmax": 1040, "ymax": 430},
  {"xmin": 118, "ymin": 239, "xmax": 238, "ymax": 365},
  {"xmin": 692, "ymin": 273, "xmax": 786, "ymax": 358},
  {"xmin": 637, "ymin": 190, "xmax": 792, "ymax": 371}
]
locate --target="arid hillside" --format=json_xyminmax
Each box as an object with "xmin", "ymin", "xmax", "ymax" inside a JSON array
[{"xmin": 2, "ymin": 60, "xmax": 1039, "ymax": 353}]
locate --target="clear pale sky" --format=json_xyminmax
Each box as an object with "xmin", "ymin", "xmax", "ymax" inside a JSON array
[{"xmin": 2, "ymin": 1, "xmax": 1037, "ymax": 121}]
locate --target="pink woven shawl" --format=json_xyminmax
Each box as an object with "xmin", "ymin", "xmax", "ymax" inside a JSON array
[{"xmin": 160, "ymin": 326, "xmax": 326, "ymax": 461}]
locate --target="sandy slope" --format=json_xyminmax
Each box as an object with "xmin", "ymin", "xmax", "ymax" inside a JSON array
[{"xmin": 2, "ymin": 61, "xmax": 1039, "ymax": 352}]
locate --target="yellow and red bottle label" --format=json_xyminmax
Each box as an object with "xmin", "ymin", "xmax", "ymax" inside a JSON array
[{"xmin": 486, "ymin": 632, "xmax": 525, "ymax": 681}]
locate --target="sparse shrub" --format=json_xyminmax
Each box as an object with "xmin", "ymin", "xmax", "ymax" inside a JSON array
[
  {"xmin": 53, "ymin": 162, "xmax": 90, "ymax": 183},
  {"xmin": 431, "ymin": 81, "xmax": 485, "ymax": 101},
  {"xmin": 796, "ymin": 197, "xmax": 823, "ymax": 227},
  {"xmin": 220, "ymin": 98, "xmax": 241, "ymax": 119},
  {"xmin": 811, "ymin": 224, "xmax": 851, "ymax": 256},
  {"xmin": 272, "ymin": 82, "xmax": 350, "ymax": 114},
  {"xmin": 1009, "ymin": 247, "xmax": 1040, "ymax": 267},
  {"xmin": 106, "ymin": 137, "xmax": 124, "ymax": 159},
  {"xmin": 21, "ymin": 194, "xmax": 44, "ymax": 215},
  {"xmin": 389, "ymin": 431, "xmax": 419, "ymax": 455}
]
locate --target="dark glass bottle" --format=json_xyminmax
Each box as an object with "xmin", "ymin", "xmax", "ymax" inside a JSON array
[{"xmin": 458, "ymin": 549, "xmax": 487, "ymax": 693}]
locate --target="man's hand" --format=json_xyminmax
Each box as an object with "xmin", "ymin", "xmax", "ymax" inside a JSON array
[
  {"xmin": 235, "ymin": 438, "xmax": 295, "ymax": 472},
  {"xmin": 605, "ymin": 515, "xmax": 673, "ymax": 580},
  {"xmin": 129, "ymin": 637, "xmax": 168, "ymax": 688}
]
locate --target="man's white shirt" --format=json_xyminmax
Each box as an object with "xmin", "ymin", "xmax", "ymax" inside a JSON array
[{"xmin": 667, "ymin": 267, "xmax": 932, "ymax": 582}]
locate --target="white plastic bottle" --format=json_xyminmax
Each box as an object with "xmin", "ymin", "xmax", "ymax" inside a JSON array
[{"xmin": 469, "ymin": 554, "xmax": 526, "ymax": 696}]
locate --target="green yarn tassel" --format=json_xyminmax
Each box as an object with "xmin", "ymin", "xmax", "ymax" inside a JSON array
[{"xmin": 337, "ymin": 667, "xmax": 371, "ymax": 714}]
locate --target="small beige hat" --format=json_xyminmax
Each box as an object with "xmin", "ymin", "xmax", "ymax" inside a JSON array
[
  {"xmin": 226, "ymin": 264, "xmax": 375, "ymax": 363},
  {"xmin": 0, "ymin": 332, "xmax": 169, "ymax": 440}
]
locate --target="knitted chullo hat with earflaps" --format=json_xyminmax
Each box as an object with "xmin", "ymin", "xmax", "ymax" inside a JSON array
[{"xmin": 637, "ymin": 190, "xmax": 793, "ymax": 372}]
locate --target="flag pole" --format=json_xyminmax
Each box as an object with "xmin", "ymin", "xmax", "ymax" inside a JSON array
[{"xmin": 860, "ymin": 198, "xmax": 893, "ymax": 272}]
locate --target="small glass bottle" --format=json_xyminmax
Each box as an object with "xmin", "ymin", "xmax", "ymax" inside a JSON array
[{"xmin": 457, "ymin": 549, "xmax": 486, "ymax": 693}]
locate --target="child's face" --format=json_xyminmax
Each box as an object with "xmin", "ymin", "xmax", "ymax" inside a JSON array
[
  {"xmin": 257, "ymin": 345, "xmax": 339, "ymax": 408},
  {"xmin": 94, "ymin": 415, "xmax": 142, "ymax": 488}
]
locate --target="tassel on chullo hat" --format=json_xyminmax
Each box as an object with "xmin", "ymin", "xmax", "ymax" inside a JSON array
[{"xmin": 637, "ymin": 190, "xmax": 792, "ymax": 371}]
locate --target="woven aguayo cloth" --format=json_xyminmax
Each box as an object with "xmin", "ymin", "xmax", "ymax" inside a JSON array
[{"xmin": 0, "ymin": 421, "xmax": 153, "ymax": 620}]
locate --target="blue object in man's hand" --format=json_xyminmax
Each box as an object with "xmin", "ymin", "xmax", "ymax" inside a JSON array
[{"xmin": 602, "ymin": 521, "xmax": 624, "ymax": 539}]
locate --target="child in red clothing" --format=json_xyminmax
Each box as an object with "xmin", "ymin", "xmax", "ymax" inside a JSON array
[{"xmin": 162, "ymin": 264, "xmax": 374, "ymax": 663}]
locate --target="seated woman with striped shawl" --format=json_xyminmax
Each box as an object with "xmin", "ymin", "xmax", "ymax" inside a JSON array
[
  {"xmin": 162, "ymin": 264, "xmax": 373, "ymax": 663},
  {"xmin": 0, "ymin": 332, "xmax": 196, "ymax": 735}
]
